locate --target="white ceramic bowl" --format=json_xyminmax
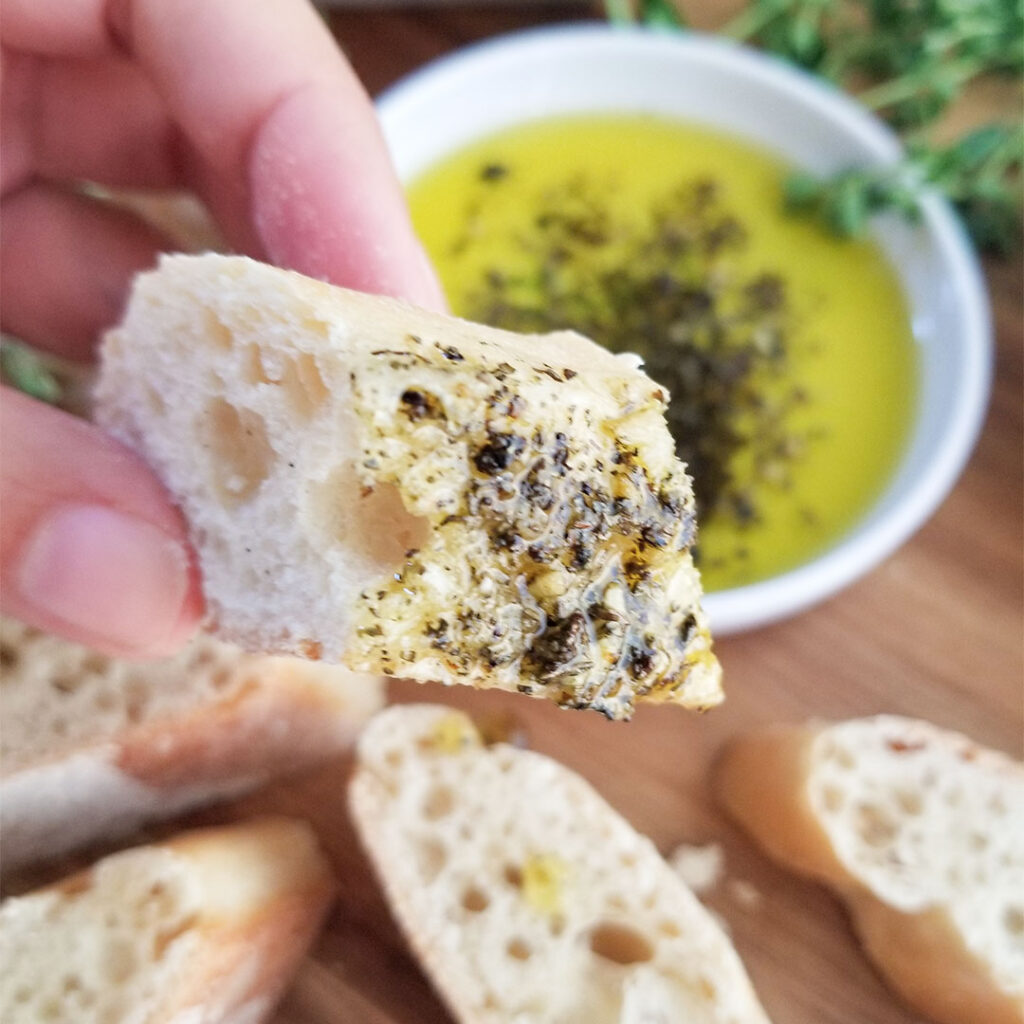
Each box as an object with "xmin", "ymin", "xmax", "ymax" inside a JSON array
[{"xmin": 377, "ymin": 24, "xmax": 992, "ymax": 635}]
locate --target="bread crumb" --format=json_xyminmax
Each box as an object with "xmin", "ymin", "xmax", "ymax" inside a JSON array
[
  {"xmin": 727, "ymin": 878, "xmax": 763, "ymax": 909},
  {"xmin": 667, "ymin": 843, "xmax": 724, "ymax": 895}
]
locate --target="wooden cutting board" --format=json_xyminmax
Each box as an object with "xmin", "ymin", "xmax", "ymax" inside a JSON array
[{"xmin": 185, "ymin": 7, "xmax": 1022, "ymax": 1023}]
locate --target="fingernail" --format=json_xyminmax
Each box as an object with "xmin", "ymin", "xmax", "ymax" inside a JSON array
[{"xmin": 16, "ymin": 504, "xmax": 191, "ymax": 654}]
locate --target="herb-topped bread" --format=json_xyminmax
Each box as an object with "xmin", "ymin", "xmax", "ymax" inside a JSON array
[
  {"xmin": 717, "ymin": 715, "xmax": 1024, "ymax": 1024},
  {"xmin": 95, "ymin": 254, "xmax": 720, "ymax": 719},
  {"xmin": 350, "ymin": 704, "xmax": 772, "ymax": 1023},
  {"xmin": 0, "ymin": 817, "xmax": 335, "ymax": 1024},
  {"xmin": 0, "ymin": 617, "xmax": 382, "ymax": 871}
]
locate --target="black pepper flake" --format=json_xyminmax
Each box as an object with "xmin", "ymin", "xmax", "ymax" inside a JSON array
[
  {"xmin": 474, "ymin": 433, "xmax": 526, "ymax": 475},
  {"xmin": 441, "ymin": 344, "xmax": 464, "ymax": 362},
  {"xmin": 400, "ymin": 388, "xmax": 444, "ymax": 421},
  {"xmin": 481, "ymin": 162, "xmax": 509, "ymax": 182}
]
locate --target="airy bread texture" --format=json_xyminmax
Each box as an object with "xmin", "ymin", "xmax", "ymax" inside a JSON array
[
  {"xmin": 349, "ymin": 704, "xmax": 771, "ymax": 1024},
  {"xmin": 0, "ymin": 817, "xmax": 334, "ymax": 1024},
  {"xmin": 95, "ymin": 253, "xmax": 719, "ymax": 720},
  {"xmin": 0, "ymin": 618, "xmax": 382, "ymax": 870},
  {"xmin": 717, "ymin": 715, "xmax": 1024, "ymax": 1024}
]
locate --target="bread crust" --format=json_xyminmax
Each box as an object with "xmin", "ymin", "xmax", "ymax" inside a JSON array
[
  {"xmin": 0, "ymin": 622, "xmax": 383, "ymax": 871},
  {"xmin": 717, "ymin": 718, "xmax": 1024, "ymax": 1024}
]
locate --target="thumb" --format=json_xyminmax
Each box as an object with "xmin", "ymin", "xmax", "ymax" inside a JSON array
[{"xmin": 1, "ymin": 387, "xmax": 203, "ymax": 656}]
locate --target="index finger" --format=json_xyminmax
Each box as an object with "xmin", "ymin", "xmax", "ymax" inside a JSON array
[{"xmin": 3, "ymin": 0, "xmax": 445, "ymax": 309}]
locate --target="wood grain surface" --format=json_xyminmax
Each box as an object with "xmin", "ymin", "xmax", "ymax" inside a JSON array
[{"xmin": 194, "ymin": 6, "xmax": 1021, "ymax": 1023}]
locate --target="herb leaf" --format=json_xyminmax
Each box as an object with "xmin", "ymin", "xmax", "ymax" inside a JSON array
[{"xmin": 0, "ymin": 338, "xmax": 63, "ymax": 405}]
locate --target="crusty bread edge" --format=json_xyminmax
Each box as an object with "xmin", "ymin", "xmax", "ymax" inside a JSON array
[
  {"xmin": 849, "ymin": 894, "xmax": 1023, "ymax": 1024},
  {"xmin": 34, "ymin": 817, "xmax": 336, "ymax": 1024},
  {"xmin": 1, "ymin": 666, "xmax": 383, "ymax": 873},
  {"xmin": 716, "ymin": 725, "xmax": 1024, "ymax": 1024}
]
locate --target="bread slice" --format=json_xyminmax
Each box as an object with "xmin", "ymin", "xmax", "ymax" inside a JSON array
[
  {"xmin": 0, "ymin": 816, "xmax": 334, "ymax": 1024},
  {"xmin": 94, "ymin": 253, "xmax": 720, "ymax": 720},
  {"xmin": 0, "ymin": 617, "xmax": 382, "ymax": 871},
  {"xmin": 349, "ymin": 704, "xmax": 771, "ymax": 1023},
  {"xmin": 717, "ymin": 715, "xmax": 1024, "ymax": 1024}
]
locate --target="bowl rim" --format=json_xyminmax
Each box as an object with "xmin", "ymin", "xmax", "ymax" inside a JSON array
[{"xmin": 377, "ymin": 23, "xmax": 993, "ymax": 635}]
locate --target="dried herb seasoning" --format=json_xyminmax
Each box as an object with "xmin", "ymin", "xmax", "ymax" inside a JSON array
[{"xmin": 460, "ymin": 171, "xmax": 815, "ymax": 538}]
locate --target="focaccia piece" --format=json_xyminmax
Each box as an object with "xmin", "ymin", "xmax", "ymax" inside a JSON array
[{"xmin": 95, "ymin": 254, "xmax": 720, "ymax": 719}]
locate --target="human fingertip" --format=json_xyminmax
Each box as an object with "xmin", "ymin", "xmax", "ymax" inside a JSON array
[{"xmin": 12, "ymin": 502, "xmax": 201, "ymax": 657}]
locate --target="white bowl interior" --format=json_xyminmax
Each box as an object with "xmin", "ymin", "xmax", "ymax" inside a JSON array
[{"xmin": 378, "ymin": 25, "xmax": 992, "ymax": 634}]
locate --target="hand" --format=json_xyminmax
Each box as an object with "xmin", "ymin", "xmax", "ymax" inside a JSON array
[{"xmin": 0, "ymin": 0, "xmax": 445, "ymax": 657}]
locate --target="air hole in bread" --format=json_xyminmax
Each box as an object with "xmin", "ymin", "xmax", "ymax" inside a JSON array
[
  {"xmin": 697, "ymin": 975, "xmax": 718, "ymax": 1000},
  {"xmin": 308, "ymin": 474, "xmax": 428, "ymax": 569},
  {"xmin": 461, "ymin": 886, "xmax": 490, "ymax": 913},
  {"xmin": 1004, "ymin": 906, "xmax": 1024, "ymax": 935},
  {"xmin": 125, "ymin": 682, "xmax": 147, "ymax": 724},
  {"xmin": 423, "ymin": 785, "xmax": 455, "ymax": 821},
  {"xmin": 856, "ymin": 804, "xmax": 898, "ymax": 846},
  {"xmin": 417, "ymin": 838, "xmax": 447, "ymax": 883},
  {"xmin": 894, "ymin": 788, "xmax": 923, "ymax": 815},
  {"xmin": 204, "ymin": 309, "xmax": 234, "ymax": 350},
  {"xmin": 211, "ymin": 667, "xmax": 233, "ymax": 690},
  {"xmin": 201, "ymin": 399, "xmax": 274, "ymax": 506},
  {"xmin": 81, "ymin": 654, "xmax": 107, "ymax": 674},
  {"xmin": 279, "ymin": 351, "xmax": 329, "ymax": 418},
  {"xmin": 550, "ymin": 915, "xmax": 566, "ymax": 936},
  {"xmin": 1, "ymin": 642, "xmax": 19, "ymax": 669},
  {"xmin": 104, "ymin": 938, "xmax": 135, "ymax": 984},
  {"xmin": 384, "ymin": 749, "xmax": 404, "ymax": 769},
  {"xmin": 244, "ymin": 343, "xmax": 272, "ymax": 385},
  {"xmin": 506, "ymin": 938, "xmax": 532, "ymax": 961},
  {"xmin": 588, "ymin": 922, "xmax": 655, "ymax": 965},
  {"xmin": 51, "ymin": 675, "xmax": 80, "ymax": 695},
  {"xmin": 504, "ymin": 864, "xmax": 524, "ymax": 888},
  {"xmin": 970, "ymin": 832, "xmax": 989, "ymax": 851},
  {"xmin": 821, "ymin": 783, "xmax": 844, "ymax": 813},
  {"xmin": 659, "ymin": 920, "xmax": 682, "ymax": 938},
  {"xmin": 145, "ymin": 387, "xmax": 166, "ymax": 417}
]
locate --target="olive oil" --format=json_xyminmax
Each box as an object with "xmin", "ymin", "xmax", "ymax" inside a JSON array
[{"xmin": 408, "ymin": 115, "xmax": 917, "ymax": 591}]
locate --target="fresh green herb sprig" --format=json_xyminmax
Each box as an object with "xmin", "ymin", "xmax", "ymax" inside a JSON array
[
  {"xmin": 606, "ymin": 0, "xmax": 1024, "ymax": 253},
  {"xmin": 605, "ymin": 0, "xmax": 687, "ymax": 30},
  {"xmin": 785, "ymin": 124, "xmax": 1024, "ymax": 252},
  {"xmin": 0, "ymin": 338, "xmax": 63, "ymax": 405}
]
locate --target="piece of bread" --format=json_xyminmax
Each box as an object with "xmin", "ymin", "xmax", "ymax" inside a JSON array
[
  {"xmin": 716, "ymin": 715, "xmax": 1024, "ymax": 1024},
  {"xmin": 0, "ymin": 816, "xmax": 334, "ymax": 1023},
  {"xmin": 349, "ymin": 704, "xmax": 771, "ymax": 1023},
  {"xmin": 0, "ymin": 617, "xmax": 383, "ymax": 871},
  {"xmin": 94, "ymin": 253, "xmax": 720, "ymax": 720}
]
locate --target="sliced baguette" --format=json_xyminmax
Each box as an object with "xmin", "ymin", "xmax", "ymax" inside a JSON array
[
  {"xmin": 717, "ymin": 715, "xmax": 1024, "ymax": 1024},
  {"xmin": 94, "ymin": 253, "xmax": 719, "ymax": 720},
  {"xmin": 0, "ymin": 617, "xmax": 382, "ymax": 871},
  {"xmin": 349, "ymin": 704, "xmax": 771, "ymax": 1023},
  {"xmin": 0, "ymin": 816, "xmax": 334, "ymax": 1024}
]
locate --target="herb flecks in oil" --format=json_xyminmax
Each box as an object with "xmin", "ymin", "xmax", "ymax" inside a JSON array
[{"xmin": 461, "ymin": 172, "xmax": 815, "ymax": 545}]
